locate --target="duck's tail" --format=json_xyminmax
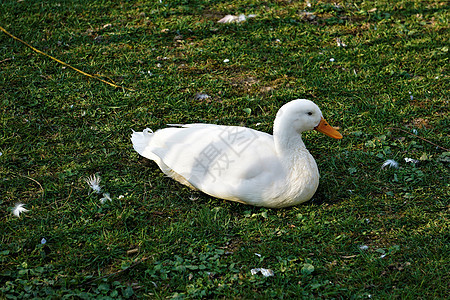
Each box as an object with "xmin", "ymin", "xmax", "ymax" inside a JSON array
[{"xmin": 131, "ymin": 128, "xmax": 154, "ymax": 156}]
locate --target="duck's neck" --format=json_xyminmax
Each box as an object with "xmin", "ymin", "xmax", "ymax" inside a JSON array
[
  {"xmin": 271, "ymin": 120, "xmax": 319, "ymax": 207},
  {"xmin": 273, "ymin": 125, "xmax": 308, "ymax": 159}
]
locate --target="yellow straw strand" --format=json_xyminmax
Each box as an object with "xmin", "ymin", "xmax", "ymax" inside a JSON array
[{"xmin": 0, "ymin": 25, "xmax": 134, "ymax": 91}]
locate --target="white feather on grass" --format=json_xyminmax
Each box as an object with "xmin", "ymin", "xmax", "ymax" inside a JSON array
[
  {"xmin": 251, "ymin": 268, "xmax": 274, "ymax": 277},
  {"xmin": 100, "ymin": 193, "xmax": 112, "ymax": 204},
  {"xmin": 218, "ymin": 14, "xmax": 256, "ymax": 23},
  {"xmin": 12, "ymin": 203, "xmax": 29, "ymax": 217},
  {"xmin": 381, "ymin": 159, "xmax": 399, "ymax": 169},
  {"xmin": 85, "ymin": 174, "xmax": 102, "ymax": 194},
  {"xmin": 404, "ymin": 157, "xmax": 419, "ymax": 164},
  {"xmin": 194, "ymin": 93, "xmax": 210, "ymax": 100}
]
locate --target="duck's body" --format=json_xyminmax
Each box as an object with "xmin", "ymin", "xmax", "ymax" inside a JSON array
[{"xmin": 131, "ymin": 99, "xmax": 342, "ymax": 208}]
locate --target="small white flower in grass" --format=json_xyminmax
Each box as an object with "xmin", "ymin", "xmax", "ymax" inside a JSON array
[
  {"xmin": 336, "ymin": 37, "xmax": 347, "ymax": 47},
  {"xmin": 118, "ymin": 195, "xmax": 124, "ymax": 199},
  {"xmin": 381, "ymin": 159, "xmax": 399, "ymax": 169},
  {"xmin": 85, "ymin": 174, "xmax": 102, "ymax": 194},
  {"xmin": 41, "ymin": 238, "xmax": 47, "ymax": 244},
  {"xmin": 380, "ymin": 254, "xmax": 387, "ymax": 258},
  {"xmin": 412, "ymin": 129, "xmax": 418, "ymax": 134},
  {"xmin": 254, "ymin": 253, "xmax": 262, "ymax": 257},
  {"xmin": 100, "ymin": 193, "xmax": 112, "ymax": 204},
  {"xmin": 329, "ymin": 58, "xmax": 335, "ymax": 62},
  {"xmin": 300, "ymin": 11, "xmax": 316, "ymax": 21},
  {"xmin": 12, "ymin": 203, "xmax": 29, "ymax": 217},
  {"xmin": 359, "ymin": 245, "xmax": 369, "ymax": 250},
  {"xmin": 223, "ymin": 59, "xmax": 230, "ymax": 63}
]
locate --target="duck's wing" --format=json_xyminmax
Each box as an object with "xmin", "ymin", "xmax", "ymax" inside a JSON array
[{"xmin": 133, "ymin": 125, "xmax": 283, "ymax": 202}]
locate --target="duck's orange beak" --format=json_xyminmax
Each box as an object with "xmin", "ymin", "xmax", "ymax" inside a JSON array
[{"xmin": 314, "ymin": 117, "xmax": 343, "ymax": 139}]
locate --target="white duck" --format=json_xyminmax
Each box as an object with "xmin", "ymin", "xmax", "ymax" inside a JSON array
[{"xmin": 131, "ymin": 99, "xmax": 342, "ymax": 208}]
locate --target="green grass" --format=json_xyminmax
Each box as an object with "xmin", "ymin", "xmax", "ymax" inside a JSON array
[{"xmin": 1, "ymin": 0, "xmax": 448, "ymax": 298}]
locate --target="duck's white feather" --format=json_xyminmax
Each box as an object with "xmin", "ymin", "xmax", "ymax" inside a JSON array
[{"xmin": 132, "ymin": 99, "xmax": 338, "ymax": 208}]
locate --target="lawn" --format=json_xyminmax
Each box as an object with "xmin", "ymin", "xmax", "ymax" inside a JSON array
[{"xmin": 1, "ymin": 0, "xmax": 448, "ymax": 298}]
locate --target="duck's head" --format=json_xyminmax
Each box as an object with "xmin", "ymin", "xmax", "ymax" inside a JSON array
[{"xmin": 275, "ymin": 99, "xmax": 343, "ymax": 139}]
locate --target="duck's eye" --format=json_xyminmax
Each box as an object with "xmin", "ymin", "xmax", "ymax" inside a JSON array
[{"xmin": 307, "ymin": 112, "xmax": 313, "ymax": 116}]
